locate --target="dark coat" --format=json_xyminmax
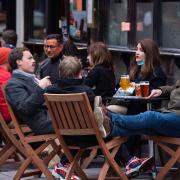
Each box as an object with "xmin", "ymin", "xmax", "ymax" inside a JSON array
[
  {"xmin": 128, "ymin": 65, "xmax": 167, "ymax": 114},
  {"xmin": 38, "ymin": 53, "xmax": 63, "ymax": 84},
  {"xmin": 46, "ymin": 79, "xmax": 95, "ymax": 108},
  {"xmin": 135, "ymin": 65, "xmax": 167, "ymax": 91},
  {"xmin": 84, "ymin": 64, "xmax": 116, "ymax": 101},
  {"xmin": 5, "ymin": 73, "xmax": 54, "ymax": 134}
]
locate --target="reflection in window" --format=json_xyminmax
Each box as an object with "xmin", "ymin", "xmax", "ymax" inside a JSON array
[
  {"xmin": 69, "ymin": 0, "xmax": 87, "ymax": 43},
  {"xmin": 105, "ymin": 0, "xmax": 128, "ymax": 47},
  {"xmin": 136, "ymin": 1, "xmax": 153, "ymax": 43},
  {"xmin": 0, "ymin": 0, "xmax": 7, "ymax": 33},
  {"xmin": 162, "ymin": 1, "xmax": 180, "ymax": 49},
  {"xmin": 32, "ymin": 0, "xmax": 46, "ymax": 39}
]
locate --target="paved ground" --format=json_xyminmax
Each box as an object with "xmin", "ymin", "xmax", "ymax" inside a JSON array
[
  {"xmin": 0, "ymin": 157, "xmax": 175, "ymax": 180},
  {"xmin": 0, "ymin": 144, "xmax": 178, "ymax": 180}
]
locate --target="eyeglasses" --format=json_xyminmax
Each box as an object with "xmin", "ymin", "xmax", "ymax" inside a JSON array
[{"xmin": 44, "ymin": 45, "xmax": 58, "ymax": 49}]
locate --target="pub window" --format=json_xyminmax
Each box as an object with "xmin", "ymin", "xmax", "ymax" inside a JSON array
[
  {"xmin": 161, "ymin": 0, "xmax": 180, "ymax": 49},
  {"xmin": 69, "ymin": 0, "xmax": 87, "ymax": 43},
  {"xmin": 136, "ymin": 0, "xmax": 153, "ymax": 42},
  {"xmin": 105, "ymin": 0, "xmax": 128, "ymax": 47},
  {"xmin": 0, "ymin": 0, "xmax": 7, "ymax": 32},
  {"xmin": 32, "ymin": 0, "xmax": 46, "ymax": 40}
]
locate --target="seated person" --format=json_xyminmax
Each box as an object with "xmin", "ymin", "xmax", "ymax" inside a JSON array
[
  {"xmin": 46, "ymin": 55, "xmax": 95, "ymax": 107},
  {"xmin": 84, "ymin": 42, "xmax": 116, "ymax": 103},
  {"xmin": 94, "ymin": 80, "xmax": 180, "ymax": 178},
  {"xmin": 46, "ymin": 56, "xmax": 97, "ymax": 178},
  {"xmin": 0, "ymin": 47, "xmax": 12, "ymax": 123},
  {"xmin": 5, "ymin": 47, "xmax": 53, "ymax": 135}
]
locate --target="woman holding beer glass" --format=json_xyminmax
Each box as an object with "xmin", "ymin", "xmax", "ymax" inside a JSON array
[
  {"xmin": 113, "ymin": 39, "xmax": 167, "ymax": 170},
  {"xmin": 85, "ymin": 42, "xmax": 116, "ymax": 103},
  {"xmin": 128, "ymin": 38, "xmax": 167, "ymax": 114}
]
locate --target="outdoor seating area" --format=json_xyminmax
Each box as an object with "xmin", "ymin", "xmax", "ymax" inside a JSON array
[
  {"xmin": 0, "ymin": 1, "xmax": 180, "ymax": 179},
  {"xmin": 0, "ymin": 90, "xmax": 180, "ymax": 179}
]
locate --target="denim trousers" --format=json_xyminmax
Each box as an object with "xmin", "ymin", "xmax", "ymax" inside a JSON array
[{"xmin": 110, "ymin": 111, "xmax": 180, "ymax": 137}]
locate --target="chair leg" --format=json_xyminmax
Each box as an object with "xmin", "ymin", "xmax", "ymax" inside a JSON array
[
  {"xmin": 66, "ymin": 149, "xmax": 88, "ymax": 180},
  {"xmin": 0, "ymin": 143, "xmax": 16, "ymax": 165},
  {"xmin": 81, "ymin": 148, "xmax": 98, "ymax": 169},
  {"xmin": 156, "ymin": 147, "xmax": 180, "ymax": 180},
  {"xmin": 98, "ymin": 146, "xmax": 127, "ymax": 180}
]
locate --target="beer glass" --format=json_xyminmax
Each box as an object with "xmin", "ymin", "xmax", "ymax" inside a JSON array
[
  {"xmin": 135, "ymin": 83, "xmax": 142, "ymax": 96},
  {"xmin": 120, "ymin": 75, "xmax": 130, "ymax": 91},
  {"xmin": 140, "ymin": 81, "xmax": 149, "ymax": 97}
]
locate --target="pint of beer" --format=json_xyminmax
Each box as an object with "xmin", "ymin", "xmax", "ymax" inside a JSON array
[
  {"xmin": 140, "ymin": 81, "xmax": 149, "ymax": 97},
  {"xmin": 135, "ymin": 83, "xmax": 142, "ymax": 96},
  {"xmin": 120, "ymin": 75, "xmax": 130, "ymax": 90}
]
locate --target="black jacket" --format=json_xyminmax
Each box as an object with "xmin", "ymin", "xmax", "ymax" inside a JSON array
[
  {"xmin": 85, "ymin": 64, "xmax": 116, "ymax": 101},
  {"xmin": 128, "ymin": 65, "xmax": 167, "ymax": 114},
  {"xmin": 46, "ymin": 79, "xmax": 95, "ymax": 108},
  {"xmin": 5, "ymin": 73, "xmax": 54, "ymax": 134},
  {"xmin": 39, "ymin": 53, "xmax": 63, "ymax": 84}
]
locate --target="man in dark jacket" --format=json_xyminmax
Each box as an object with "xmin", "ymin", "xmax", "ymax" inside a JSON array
[
  {"xmin": 46, "ymin": 55, "xmax": 95, "ymax": 108},
  {"xmin": 38, "ymin": 34, "xmax": 64, "ymax": 84},
  {"xmin": 5, "ymin": 47, "xmax": 53, "ymax": 134}
]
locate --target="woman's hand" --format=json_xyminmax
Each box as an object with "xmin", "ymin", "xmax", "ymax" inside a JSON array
[
  {"xmin": 146, "ymin": 89, "xmax": 162, "ymax": 99},
  {"xmin": 130, "ymin": 82, "xmax": 136, "ymax": 88}
]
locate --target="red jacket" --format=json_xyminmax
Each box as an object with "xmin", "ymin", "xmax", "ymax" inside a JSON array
[{"xmin": 0, "ymin": 67, "xmax": 11, "ymax": 122}]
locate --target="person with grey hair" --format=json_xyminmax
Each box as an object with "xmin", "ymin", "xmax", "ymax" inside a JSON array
[
  {"xmin": 46, "ymin": 55, "xmax": 95, "ymax": 107},
  {"xmin": 2, "ymin": 29, "xmax": 17, "ymax": 49}
]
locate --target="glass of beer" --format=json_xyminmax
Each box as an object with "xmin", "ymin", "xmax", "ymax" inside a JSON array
[
  {"xmin": 120, "ymin": 74, "xmax": 130, "ymax": 91},
  {"xmin": 135, "ymin": 83, "xmax": 142, "ymax": 96},
  {"xmin": 140, "ymin": 81, "xmax": 150, "ymax": 97}
]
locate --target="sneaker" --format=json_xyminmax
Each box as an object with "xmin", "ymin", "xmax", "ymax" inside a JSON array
[
  {"xmin": 94, "ymin": 107, "xmax": 111, "ymax": 138},
  {"xmin": 52, "ymin": 163, "xmax": 80, "ymax": 180},
  {"xmin": 94, "ymin": 96, "xmax": 102, "ymax": 109},
  {"xmin": 125, "ymin": 156, "xmax": 154, "ymax": 178}
]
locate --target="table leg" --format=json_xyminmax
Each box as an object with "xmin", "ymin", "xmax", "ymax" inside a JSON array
[{"xmin": 147, "ymin": 102, "xmax": 157, "ymax": 178}]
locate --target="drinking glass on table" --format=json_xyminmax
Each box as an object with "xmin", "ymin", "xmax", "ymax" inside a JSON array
[
  {"xmin": 140, "ymin": 81, "xmax": 150, "ymax": 97},
  {"xmin": 120, "ymin": 74, "xmax": 130, "ymax": 91}
]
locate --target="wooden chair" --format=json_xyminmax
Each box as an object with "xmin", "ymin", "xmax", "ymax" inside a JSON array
[
  {"xmin": 144, "ymin": 135, "xmax": 180, "ymax": 180},
  {"xmin": 0, "ymin": 113, "xmax": 28, "ymax": 166},
  {"xmin": 44, "ymin": 92, "xmax": 128, "ymax": 180},
  {"xmin": 2, "ymin": 86, "xmax": 62, "ymax": 180}
]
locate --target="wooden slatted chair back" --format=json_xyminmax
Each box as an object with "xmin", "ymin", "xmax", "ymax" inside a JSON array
[{"xmin": 44, "ymin": 92, "xmax": 96, "ymax": 136}]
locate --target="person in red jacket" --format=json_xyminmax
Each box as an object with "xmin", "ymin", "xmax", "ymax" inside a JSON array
[{"xmin": 0, "ymin": 47, "xmax": 12, "ymax": 122}]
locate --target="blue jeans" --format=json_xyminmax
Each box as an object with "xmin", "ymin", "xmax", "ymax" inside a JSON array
[{"xmin": 110, "ymin": 111, "xmax": 180, "ymax": 137}]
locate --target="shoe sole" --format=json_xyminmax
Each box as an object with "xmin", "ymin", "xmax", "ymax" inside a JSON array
[
  {"xmin": 139, "ymin": 156, "xmax": 155, "ymax": 173},
  {"xmin": 94, "ymin": 107, "xmax": 107, "ymax": 138},
  {"xmin": 127, "ymin": 171, "xmax": 139, "ymax": 179}
]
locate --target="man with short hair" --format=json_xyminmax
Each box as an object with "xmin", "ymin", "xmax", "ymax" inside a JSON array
[
  {"xmin": 46, "ymin": 56, "xmax": 95, "ymax": 179},
  {"xmin": 5, "ymin": 47, "xmax": 53, "ymax": 134},
  {"xmin": 46, "ymin": 55, "xmax": 95, "ymax": 107},
  {"xmin": 2, "ymin": 30, "xmax": 17, "ymax": 49},
  {"xmin": 39, "ymin": 34, "xmax": 64, "ymax": 84}
]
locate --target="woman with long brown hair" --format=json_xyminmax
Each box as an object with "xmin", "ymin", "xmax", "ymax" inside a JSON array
[
  {"xmin": 129, "ymin": 38, "xmax": 166, "ymax": 91},
  {"xmin": 85, "ymin": 42, "xmax": 116, "ymax": 102}
]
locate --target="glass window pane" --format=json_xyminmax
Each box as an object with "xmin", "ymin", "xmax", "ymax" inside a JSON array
[
  {"xmin": 69, "ymin": 0, "xmax": 87, "ymax": 43},
  {"xmin": 0, "ymin": 0, "xmax": 7, "ymax": 32},
  {"xmin": 105, "ymin": 0, "xmax": 128, "ymax": 47},
  {"xmin": 136, "ymin": 0, "xmax": 153, "ymax": 42},
  {"xmin": 162, "ymin": 1, "xmax": 180, "ymax": 49},
  {"xmin": 32, "ymin": 0, "xmax": 46, "ymax": 39}
]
